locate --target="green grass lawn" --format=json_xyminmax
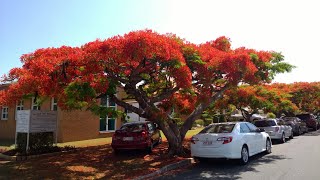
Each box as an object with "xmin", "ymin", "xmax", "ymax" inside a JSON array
[
  {"xmin": 0, "ymin": 140, "xmax": 15, "ymax": 151},
  {"xmin": 59, "ymin": 127, "xmax": 203, "ymax": 148},
  {"xmin": 0, "ymin": 127, "xmax": 204, "ymax": 149}
]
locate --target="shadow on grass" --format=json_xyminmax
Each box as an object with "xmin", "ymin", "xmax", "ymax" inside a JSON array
[
  {"xmin": 0, "ymin": 139, "xmax": 15, "ymax": 147},
  {"xmin": 0, "ymin": 142, "xmax": 187, "ymax": 180}
]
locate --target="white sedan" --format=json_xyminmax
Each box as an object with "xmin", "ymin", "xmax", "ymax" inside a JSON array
[{"xmin": 191, "ymin": 122, "xmax": 272, "ymax": 164}]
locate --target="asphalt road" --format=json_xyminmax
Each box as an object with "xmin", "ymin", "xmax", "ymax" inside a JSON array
[{"xmin": 156, "ymin": 130, "xmax": 320, "ymax": 180}]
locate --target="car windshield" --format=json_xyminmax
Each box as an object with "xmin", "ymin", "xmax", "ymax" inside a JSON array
[
  {"xmin": 120, "ymin": 124, "xmax": 145, "ymax": 132},
  {"xmin": 296, "ymin": 114, "xmax": 310, "ymax": 120},
  {"xmin": 199, "ymin": 124, "xmax": 235, "ymax": 134},
  {"xmin": 283, "ymin": 117, "xmax": 295, "ymax": 121},
  {"xmin": 254, "ymin": 120, "xmax": 276, "ymax": 127}
]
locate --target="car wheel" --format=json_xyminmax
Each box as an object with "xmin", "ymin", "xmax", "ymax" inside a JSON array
[
  {"xmin": 289, "ymin": 130, "xmax": 294, "ymax": 139},
  {"xmin": 298, "ymin": 127, "xmax": 302, "ymax": 135},
  {"xmin": 265, "ymin": 139, "xmax": 272, "ymax": 154},
  {"xmin": 194, "ymin": 157, "xmax": 207, "ymax": 163},
  {"xmin": 240, "ymin": 146, "xmax": 249, "ymax": 165},
  {"xmin": 147, "ymin": 142, "xmax": 153, "ymax": 154},
  {"xmin": 113, "ymin": 149, "xmax": 119, "ymax": 155},
  {"xmin": 280, "ymin": 133, "xmax": 286, "ymax": 143}
]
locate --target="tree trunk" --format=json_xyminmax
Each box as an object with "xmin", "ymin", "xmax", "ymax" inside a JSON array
[
  {"xmin": 166, "ymin": 132, "xmax": 185, "ymax": 156},
  {"xmin": 157, "ymin": 117, "xmax": 186, "ymax": 156}
]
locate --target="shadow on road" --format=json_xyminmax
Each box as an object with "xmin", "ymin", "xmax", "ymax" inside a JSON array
[
  {"xmin": 300, "ymin": 129, "xmax": 320, "ymax": 136},
  {"xmin": 157, "ymin": 153, "xmax": 289, "ymax": 180}
]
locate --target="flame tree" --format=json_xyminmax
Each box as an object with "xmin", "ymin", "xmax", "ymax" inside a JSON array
[{"xmin": 0, "ymin": 30, "xmax": 293, "ymax": 156}]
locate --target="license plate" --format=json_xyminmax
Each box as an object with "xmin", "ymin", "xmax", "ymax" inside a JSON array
[
  {"xmin": 203, "ymin": 141, "xmax": 213, "ymax": 145},
  {"xmin": 123, "ymin": 137, "xmax": 133, "ymax": 141}
]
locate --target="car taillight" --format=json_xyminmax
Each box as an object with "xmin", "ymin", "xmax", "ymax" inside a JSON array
[
  {"xmin": 191, "ymin": 137, "xmax": 199, "ymax": 144},
  {"xmin": 141, "ymin": 130, "xmax": 147, "ymax": 137},
  {"xmin": 275, "ymin": 127, "xmax": 280, "ymax": 132},
  {"xmin": 112, "ymin": 134, "xmax": 121, "ymax": 140},
  {"xmin": 217, "ymin": 137, "xmax": 233, "ymax": 144}
]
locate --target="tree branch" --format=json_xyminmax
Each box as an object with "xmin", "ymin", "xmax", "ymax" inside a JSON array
[
  {"xmin": 180, "ymin": 84, "xmax": 230, "ymax": 138},
  {"xmin": 109, "ymin": 94, "xmax": 147, "ymax": 118},
  {"xmin": 150, "ymin": 86, "xmax": 180, "ymax": 103}
]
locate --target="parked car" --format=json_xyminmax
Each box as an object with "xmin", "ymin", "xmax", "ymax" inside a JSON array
[
  {"xmin": 253, "ymin": 119, "xmax": 293, "ymax": 143},
  {"xmin": 296, "ymin": 113, "xmax": 318, "ymax": 131},
  {"xmin": 316, "ymin": 116, "xmax": 320, "ymax": 129},
  {"xmin": 111, "ymin": 121, "xmax": 162, "ymax": 153},
  {"xmin": 282, "ymin": 117, "xmax": 308, "ymax": 135},
  {"xmin": 190, "ymin": 122, "xmax": 272, "ymax": 165}
]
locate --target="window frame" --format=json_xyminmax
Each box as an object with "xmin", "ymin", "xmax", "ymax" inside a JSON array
[
  {"xmin": 1, "ymin": 106, "xmax": 9, "ymax": 120},
  {"xmin": 31, "ymin": 97, "xmax": 41, "ymax": 110},
  {"xmin": 51, "ymin": 98, "xmax": 58, "ymax": 111},
  {"xmin": 15, "ymin": 100, "xmax": 24, "ymax": 120},
  {"xmin": 99, "ymin": 95, "xmax": 117, "ymax": 132}
]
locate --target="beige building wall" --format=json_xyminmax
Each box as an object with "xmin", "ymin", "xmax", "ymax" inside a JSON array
[{"xmin": 1, "ymin": 87, "xmax": 127, "ymax": 143}]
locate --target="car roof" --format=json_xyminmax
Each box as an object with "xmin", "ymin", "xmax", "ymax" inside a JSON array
[
  {"xmin": 122, "ymin": 121, "xmax": 151, "ymax": 126},
  {"xmin": 209, "ymin": 122, "xmax": 238, "ymax": 125}
]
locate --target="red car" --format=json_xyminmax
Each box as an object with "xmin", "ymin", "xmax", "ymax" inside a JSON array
[
  {"xmin": 111, "ymin": 121, "xmax": 162, "ymax": 153},
  {"xmin": 296, "ymin": 113, "xmax": 318, "ymax": 131}
]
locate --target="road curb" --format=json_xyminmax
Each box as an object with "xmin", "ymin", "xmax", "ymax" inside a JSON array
[{"xmin": 133, "ymin": 158, "xmax": 194, "ymax": 180}]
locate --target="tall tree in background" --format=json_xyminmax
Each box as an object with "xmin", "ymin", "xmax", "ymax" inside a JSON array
[
  {"xmin": 270, "ymin": 82, "xmax": 320, "ymax": 115},
  {"xmin": 0, "ymin": 30, "xmax": 293, "ymax": 156},
  {"xmin": 215, "ymin": 85, "xmax": 298, "ymax": 121}
]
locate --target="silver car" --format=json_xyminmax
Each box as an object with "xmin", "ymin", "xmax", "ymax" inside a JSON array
[{"xmin": 253, "ymin": 119, "xmax": 293, "ymax": 143}]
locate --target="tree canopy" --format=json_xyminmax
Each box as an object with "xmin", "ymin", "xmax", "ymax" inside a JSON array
[{"xmin": 0, "ymin": 30, "xmax": 294, "ymax": 155}]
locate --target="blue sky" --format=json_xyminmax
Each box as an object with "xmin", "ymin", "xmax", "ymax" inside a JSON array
[{"xmin": 1, "ymin": 0, "xmax": 319, "ymax": 83}]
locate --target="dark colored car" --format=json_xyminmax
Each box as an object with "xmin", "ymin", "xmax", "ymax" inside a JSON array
[
  {"xmin": 282, "ymin": 117, "xmax": 308, "ymax": 135},
  {"xmin": 296, "ymin": 113, "xmax": 318, "ymax": 131},
  {"xmin": 111, "ymin": 121, "xmax": 162, "ymax": 153}
]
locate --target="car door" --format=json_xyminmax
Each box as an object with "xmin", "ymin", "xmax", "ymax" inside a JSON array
[
  {"xmin": 239, "ymin": 123, "xmax": 256, "ymax": 155},
  {"xmin": 281, "ymin": 120, "xmax": 291, "ymax": 137},
  {"xmin": 246, "ymin": 122, "xmax": 264, "ymax": 154}
]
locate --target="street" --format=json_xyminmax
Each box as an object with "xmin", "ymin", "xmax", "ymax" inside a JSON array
[{"xmin": 156, "ymin": 130, "xmax": 320, "ymax": 180}]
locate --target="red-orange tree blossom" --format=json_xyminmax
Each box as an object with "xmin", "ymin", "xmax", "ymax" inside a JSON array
[{"xmin": 0, "ymin": 30, "xmax": 294, "ymax": 156}]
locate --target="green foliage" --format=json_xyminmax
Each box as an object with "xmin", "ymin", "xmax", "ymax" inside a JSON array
[
  {"xmin": 64, "ymin": 82, "xmax": 96, "ymax": 109},
  {"xmin": 173, "ymin": 118, "xmax": 184, "ymax": 128},
  {"xmin": 266, "ymin": 112, "xmax": 276, "ymax": 118},
  {"xmin": 16, "ymin": 132, "xmax": 55, "ymax": 154},
  {"xmin": 88, "ymin": 104, "xmax": 123, "ymax": 119},
  {"xmin": 193, "ymin": 119, "xmax": 204, "ymax": 127},
  {"xmin": 203, "ymin": 118, "xmax": 213, "ymax": 126},
  {"xmin": 269, "ymin": 52, "xmax": 296, "ymax": 80}
]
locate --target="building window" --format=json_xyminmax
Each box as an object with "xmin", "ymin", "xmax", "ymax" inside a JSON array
[
  {"xmin": 16, "ymin": 100, "xmax": 24, "ymax": 120},
  {"xmin": 100, "ymin": 95, "xmax": 116, "ymax": 132},
  {"xmin": 1, "ymin": 106, "xmax": 9, "ymax": 120},
  {"xmin": 51, "ymin": 98, "xmax": 58, "ymax": 111},
  {"xmin": 31, "ymin": 97, "xmax": 41, "ymax": 110}
]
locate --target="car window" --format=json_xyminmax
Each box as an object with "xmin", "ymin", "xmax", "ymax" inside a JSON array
[
  {"xmin": 254, "ymin": 120, "xmax": 276, "ymax": 127},
  {"xmin": 240, "ymin": 123, "xmax": 251, "ymax": 133},
  {"xmin": 147, "ymin": 123, "xmax": 154, "ymax": 131},
  {"xmin": 120, "ymin": 124, "xmax": 145, "ymax": 132},
  {"xmin": 296, "ymin": 114, "xmax": 310, "ymax": 120},
  {"xmin": 246, "ymin": 123, "xmax": 258, "ymax": 132},
  {"xmin": 199, "ymin": 124, "xmax": 235, "ymax": 134}
]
